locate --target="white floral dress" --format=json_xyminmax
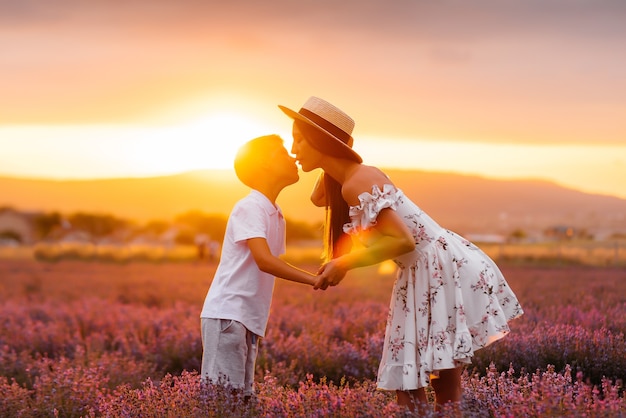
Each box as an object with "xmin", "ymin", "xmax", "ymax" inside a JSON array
[{"xmin": 343, "ymin": 184, "xmax": 524, "ymax": 391}]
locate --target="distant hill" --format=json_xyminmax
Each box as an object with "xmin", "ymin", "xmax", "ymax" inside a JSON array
[{"xmin": 2, "ymin": 169, "xmax": 625, "ymax": 235}]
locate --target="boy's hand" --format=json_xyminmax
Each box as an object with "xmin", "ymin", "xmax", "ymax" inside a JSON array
[
  {"xmin": 313, "ymin": 274, "xmax": 328, "ymax": 290},
  {"xmin": 313, "ymin": 260, "xmax": 347, "ymax": 290}
]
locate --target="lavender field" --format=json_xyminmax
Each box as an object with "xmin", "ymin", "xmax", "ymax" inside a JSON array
[{"xmin": 0, "ymin": 258, "xmax": 625, "ymax": 417}]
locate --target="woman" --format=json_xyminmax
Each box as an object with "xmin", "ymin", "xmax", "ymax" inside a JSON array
[{"xmin": 279, "ymin": 96, "xmax": 523, "ymax": 412}]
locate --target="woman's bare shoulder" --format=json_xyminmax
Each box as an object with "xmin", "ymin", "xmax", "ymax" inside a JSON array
[{"xmin": 342, "ymin": 165, "xmax": 395, "ymax": 205}]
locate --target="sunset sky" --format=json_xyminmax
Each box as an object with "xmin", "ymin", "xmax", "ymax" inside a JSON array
[{"xmin": 1, "ymin": 0, "xmax": 625, "ymax": 199}]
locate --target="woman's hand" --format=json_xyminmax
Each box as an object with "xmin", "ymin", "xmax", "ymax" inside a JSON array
[{"xmin": 314, "ymin": 259, "xmax": 347, "ymax": 290}]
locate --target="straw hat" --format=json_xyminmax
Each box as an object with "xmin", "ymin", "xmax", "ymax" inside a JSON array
[{"xmin": 278, "ymin": 96, "xmax": 362, "ymax": 163}]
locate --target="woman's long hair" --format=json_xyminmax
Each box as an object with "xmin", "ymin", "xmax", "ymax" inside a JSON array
[
  {"xmin": 322, "ymin": 173, "xmax": 352, "ymax": 262},
  {"xmin": 295, "ymin": 120, "xmax": 353, "ymax": 261}
]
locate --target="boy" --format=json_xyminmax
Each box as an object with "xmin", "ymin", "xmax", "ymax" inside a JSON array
[{"xmin": 200, "ymin": 134, "xmax": 317, "ymax": 395}]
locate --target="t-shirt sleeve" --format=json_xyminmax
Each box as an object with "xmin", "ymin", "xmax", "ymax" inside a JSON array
[{"xmin": 230, "ymin": 200, "xmax": 269, "ymax": 243}]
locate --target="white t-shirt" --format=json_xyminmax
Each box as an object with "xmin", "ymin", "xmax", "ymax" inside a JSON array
[{"xmin": 200, "ymin": 190, "xmax": 285, "ymax": 337}]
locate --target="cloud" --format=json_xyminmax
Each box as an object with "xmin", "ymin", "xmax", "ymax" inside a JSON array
[
  {"xmin": 0, "ymin": 0, "xmax": 625, "ymax": 145},
  {"xmin": 3, "ymin": 0, "xmax": 626, "ymax": 35}
]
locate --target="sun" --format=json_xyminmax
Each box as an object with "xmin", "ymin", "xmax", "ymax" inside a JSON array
[
  {"xmin": 0, "ymin": 106, "xmax": 293, "ymax": 180},
  {"xmin": 135, "ymin": 93, "xmax": 296, "ymax": 173},
  {"xmin": 122, "ymin": 110, "xmax": 288, "ymax": 176},
  {"xmin": 180, "ymin": 111, "xmax": 280, "ymax": 169}
]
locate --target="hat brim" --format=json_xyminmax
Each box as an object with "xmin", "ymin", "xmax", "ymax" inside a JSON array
[{"xmin": 279, "ymin": 105, "xmax": 363, "ymax": 163}]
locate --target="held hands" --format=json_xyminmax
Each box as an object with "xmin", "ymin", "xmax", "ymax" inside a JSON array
[{"xmin": 313, "ymin": 259, "xmax": 347, "ymax": 290}]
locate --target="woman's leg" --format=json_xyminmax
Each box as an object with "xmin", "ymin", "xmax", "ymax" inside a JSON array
[
  {"xmin": 430, "ymin": 367, "xmax": 463, "ymax": 410},
  {"xmin": 396, "ymin": 388, "xmax": 428, "ymax": 413}
]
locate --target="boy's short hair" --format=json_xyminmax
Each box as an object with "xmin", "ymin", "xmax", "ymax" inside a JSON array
[{"xmin": 234, "ymin": 134, "xmax": 283, "ymax": 188}]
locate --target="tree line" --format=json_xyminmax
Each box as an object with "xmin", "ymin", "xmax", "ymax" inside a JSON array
[{"xmin": 0, "ymin": 207, "xmax": 323, "ymax": 245}]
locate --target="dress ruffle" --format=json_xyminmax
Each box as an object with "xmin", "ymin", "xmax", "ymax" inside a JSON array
[{"xmin": 343, "ymin": 184, "xmax": 404, "ymax": 234}]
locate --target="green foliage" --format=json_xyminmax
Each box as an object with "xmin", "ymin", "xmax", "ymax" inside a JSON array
[
  {"xmin": 0, "ymin": 230, "xmax": 22, "ymax": 243},
  {"xmin": 175, "ymin": 210, "xmax": 228, "ymax": 242},
  {"xmin": 138, "ymin": 220, "xmax": 171, "ymax": 235},
  {"xmin": 67, "ymin": 212, "xmax": 128, "ymax": 238},
  {"xmin": 32, "ymin": 211, "xmax": 63, "ymax": 239},
  {"xmin": 509, "ymin": 228, "xmax": 527, "ymax": 240},
  {"xmin": 174, "ymin": 210, "xmax": 322, "ymax": 243},
  {"xmin": 285, "ymin": 219, "xmax": 322, "ymax": 243}
]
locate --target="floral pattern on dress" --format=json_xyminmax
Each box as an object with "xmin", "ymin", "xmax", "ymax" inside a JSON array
[
  {"xmin": 395, "ymin": 281, "xmax": 410, "ymax": 314},
  {"xmin": 389, "ymin": 325, "xmax": 405, "ymax": 362},
  {"xmin": 405, "ymin": 214, "xmax": 433, "ymax": 246},
  {"xmin": 344, "ymin": 184, "xmax": 524, "ymax": 391}
]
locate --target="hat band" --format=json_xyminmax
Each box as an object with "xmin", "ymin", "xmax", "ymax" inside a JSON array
[{"xmin": 299, "ymin": 108, "xmax": 352, "ymax": 145}]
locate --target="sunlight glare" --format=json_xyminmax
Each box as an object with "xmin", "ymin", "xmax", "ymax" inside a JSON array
[
  {"xmin": 177, "ymin": 111, "xmax": 278, "ymax": 170},
  {"xmin": 377, "ymin": 260, "xmax": 397, "ymax": 275},
  {"xmin": 0, "ymin": 110, "xmax": 284, "ymax": 179},
  {"xmin": 125, "ymin": 110, "xmax": 285, "ymax": 175}
]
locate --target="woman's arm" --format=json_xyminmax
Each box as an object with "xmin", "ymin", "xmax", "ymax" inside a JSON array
[
  {"xmin": 315, "ymin": 208, "xmax": 415, "ymax": 289},
  {"xmin": 247, "ymin": 238, "xmax": 317, "ymax": 286}
]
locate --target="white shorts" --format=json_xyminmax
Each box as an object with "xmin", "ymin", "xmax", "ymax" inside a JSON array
[{"xmin": 200, "ymin": 318, "xmax": 259, "ymax": 394}]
